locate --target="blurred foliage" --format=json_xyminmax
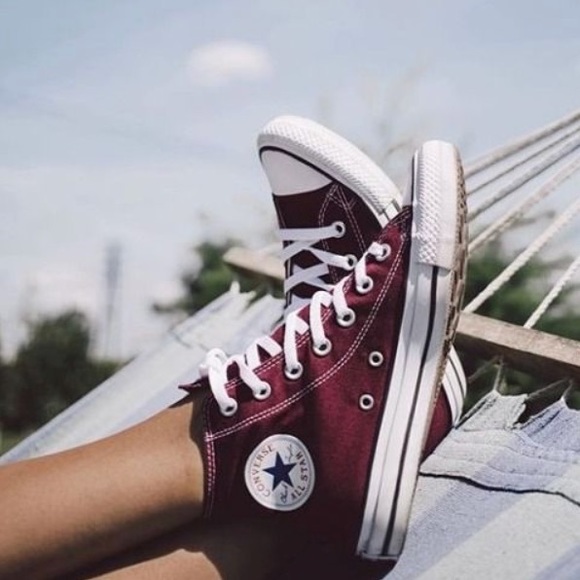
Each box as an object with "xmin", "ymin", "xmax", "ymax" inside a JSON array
[
  {"xmin": 0, "ymin": 310, "xmax": 120, "ymax": 434},
  {"xmin": 461, "ymin": 240, "xmax": 580, "ymax": 410},
  {"xmin": 153, "ymin": 240, "xmax": 281, "ymax": 317}
]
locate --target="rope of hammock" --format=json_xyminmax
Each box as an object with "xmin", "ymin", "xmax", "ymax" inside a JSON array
[
  {"xmin": 468, "ymin": 154, "xmax": 580, "ymax": 253},
  {"xmin": 468, "ymin": 133, "xmax": 580, "ymax": 222},
  {"xmin": 467, "ymin": 124, "xmax": 580, "ymax": 197},
  {"xmin": 464, "ymin": 195, "xmax": 580, "ymax": 313},
  {"xmin": 524, "ymin": 254, "xmax": 580, "ymax": 329},
  {"xmin": 464, "ymin": 107, "xmax": 580, "ymax": 178}
]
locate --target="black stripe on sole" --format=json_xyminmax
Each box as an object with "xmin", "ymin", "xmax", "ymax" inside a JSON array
[{"xmin": 381, "ymin": 265, "xmax": 440, "ymax": 556}]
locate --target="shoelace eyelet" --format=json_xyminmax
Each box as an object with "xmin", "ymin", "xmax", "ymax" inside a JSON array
[
  {"xmin": 359, "ymin": 394, "xmax": 375, "ymax": 411},
  {"xmin": 333, "ymin": 221, "xmax": 346, "ymax": 238},
  {"xmin": 374, "ymin": 243, "xmax": 392, "ymax": 262},
  {"xmin": 345, "ymin": 254, "xmax": 357, "ymax": 270},
  {"xmin": 254, "ymin": 382, "xmax": 272, "ymax": 401},
  {"xmin": 221, "ymin": 400, "xmax": 239, "ymax": 417},
  {"xmin": 336, "ymin": 308, "xmax": 356, "ymax": 327},
  {"xmin": 356, "ymin": 276, "xmax": 374, "ymax": 294},
  {"xmin": 284, "ymin": 362, "xmax": 304, "ymax": 380},
  {"xmin": 368, "ymin": 351, "xmax": 384, "ymax": 367},
  {"xmin": 313, "ymin": 338, "xmax": 332, "ymax": 356}
]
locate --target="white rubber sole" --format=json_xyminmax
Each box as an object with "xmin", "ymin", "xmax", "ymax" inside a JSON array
[
  {"xmin": 258, "ymin": 115, "xmax": 401, "ymax": 226},
  {"xmin": 357, "ymin": 141, "xmax": 466, "ymax": 560}
]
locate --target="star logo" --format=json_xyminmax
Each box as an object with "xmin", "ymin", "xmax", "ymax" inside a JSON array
[
  {"xmin": 244, "ymin": 434, "xmax": 315, "ymax": 511},
  {"xmin": 263, "ymin": 452, "xmax": 296, "ymax": 490}
]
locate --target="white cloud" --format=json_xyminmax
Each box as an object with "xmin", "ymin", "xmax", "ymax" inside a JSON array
[{"xmin": 187, "ymin": 40, "xmax": 273, "ymax": 87}]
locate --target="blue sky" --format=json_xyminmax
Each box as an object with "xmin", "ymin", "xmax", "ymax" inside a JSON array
[{"xmin": 2, "ymin": 0, "xmax": 580, "ymax": 357}]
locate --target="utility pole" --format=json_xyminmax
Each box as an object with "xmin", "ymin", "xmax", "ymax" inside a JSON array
[{"xmin": 102, "ymin": 241, "xmax": 122, "ymax": 359}]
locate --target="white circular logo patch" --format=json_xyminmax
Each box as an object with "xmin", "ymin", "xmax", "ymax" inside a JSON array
[{"xmin": 244, "ymin": 434, "xmax": 315, "ymax": 511}]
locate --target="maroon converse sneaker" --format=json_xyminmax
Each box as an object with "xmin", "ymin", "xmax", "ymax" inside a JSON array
[
  {"xmin": 258, "ymin": 115, "xmax": 466, "ymax": 452},
  {"xmin": 185, "ymin": 140, "xmax": 467, "ymax": 560}
]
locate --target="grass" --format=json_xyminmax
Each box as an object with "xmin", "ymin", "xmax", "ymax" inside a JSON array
[{"xmin": 0, "ymin": 430, "xmax": 28, "ymax": 454}]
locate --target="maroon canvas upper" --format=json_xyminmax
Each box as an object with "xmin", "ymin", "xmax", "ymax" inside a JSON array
[
  {"xmin": 273, "ymin": 182, "xmax": 452, "ymax": 458},
  {"xmin": 184, "ymin": 207, "xmax": 447, "ymax": 554}
]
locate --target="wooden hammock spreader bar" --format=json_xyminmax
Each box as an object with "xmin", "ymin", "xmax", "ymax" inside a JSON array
[
  {"xmin": 224, "ymin": 246, "xmax": 285, "ymax": 282},
  {"xmin": 456, "ymin": 312, "xmax": 580, "ymax": 383},
  {"xmin": 224, "ymin": 246, "xmax": 580, "ymax": 383}
]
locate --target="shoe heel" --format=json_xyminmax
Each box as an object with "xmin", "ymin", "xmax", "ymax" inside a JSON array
[
  {"xmin": 414, "ymin": 140, "xmax": 462, "ymax": 271},
  {"xmin": 357, "ymin": 141, "xmax": 467, "ymax": 561}
]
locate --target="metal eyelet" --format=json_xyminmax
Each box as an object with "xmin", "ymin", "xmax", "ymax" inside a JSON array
[
  {"xmin": 313, "ymin": 338, "xmax": 332, "ymax": 356},
  {"xmin": 333, "ymin": 221, "xmax": 346, "ymax": 237},
  {"xmin": 221, "ymin": 400, "xmax": 239, "ymax": 417},
  {"xmin": 254, "ymin": 382, "xmax": 272, "ymax": 401},
  {"xmin": 356, "ymin": 276, "xmax": 374, "ymax": 294},
  {"xmin": 336, "ymin": 308, "xmax": 356, "ymax": 327},
  {"xmin": 359, "ymin": 394, "xmax": 375, "ymax": 411},
  {"xmin": 284, "ymin": 362, "xmax": 304, "ymax": 380},
  {"xmin": 345, "ymin": 254, "xmax": 357, "ymax": 270},
  {"xmin": 375, "ymin": 244, "xmax": 392, "ymax": 262},
  {"xmin": 368, "ymin": 351, "xmax": 384, "ymax": 367}
]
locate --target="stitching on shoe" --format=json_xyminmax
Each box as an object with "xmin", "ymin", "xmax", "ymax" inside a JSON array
[
  {"xmin": 204, "ymin": 210, "xmax": 411, "ymax": 429},
  {"xmin": 205, "ymin": 209, "xmax": 410, "ymax": 415},
  {"xmin": 202, "ymin": 211, "xmax": 410, "ymax": 514},
  {"xmin": 319, "ymin": 184, "xmax": 338, "ymax": 283},
  {"xmin": 274, "ymin": 196, "xmax": 292, "ymax": 307},
  {"xmin": 202, "ymin": 208, "xmax": 410, "ymax": 515},
  {"xmin": 209, "ymin": 245, "xmax": 403, "ymax": 441},
  {"xmin": 319, "ymin": 185, "xmax": 367, "ymax": 286},
  {"xmin": 334, "ymin": 185, "xmax": 366, "ymax": 259},
  {"xmin": 207, "ymin": 234, "xmax": 407, "ymax": 441},
  {"xmin": 203, "ymin": 408, "xmax": 217, "ymax": 516}
]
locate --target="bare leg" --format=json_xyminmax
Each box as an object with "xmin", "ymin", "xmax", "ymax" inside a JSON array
[
  {"xmin": 0, "ymin": 392, "xmax": 205, "ymax": 579},
  {"xmin": 69, "ymin": 520, "xmax": 392, "ymax": 580},
  {"xmin": 69, "ymin": 520, "xmax": 296, "ymax": 580}
]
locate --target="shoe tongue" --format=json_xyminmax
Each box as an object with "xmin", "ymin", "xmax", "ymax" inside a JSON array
[
  {"xmin": 261, "ymin": 152, "xmax": 384, "ymax": 310},
  {"xmin": 273, "ymin": 183, "xmax": 385, "ymax": 311},
  {"xmin": 273, "ymin": 184, "xmax": 335, "ymax": 230},
  {"xmin": 273, "ymin": 184, "xmax": 338, "ymax": 309}
]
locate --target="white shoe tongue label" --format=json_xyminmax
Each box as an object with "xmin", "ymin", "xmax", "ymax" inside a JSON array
[{"xmin": 244, "ymin": 434, "xmax": 315, "ymax": 511}]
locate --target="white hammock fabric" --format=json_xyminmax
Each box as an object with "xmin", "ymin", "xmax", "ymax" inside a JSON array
[{"xmin": 1, "ymin": 288, "xmax": 284, "ymax": 463}]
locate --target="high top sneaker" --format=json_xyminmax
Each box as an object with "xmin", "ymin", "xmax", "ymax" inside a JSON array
[
  {"xmin": 258, "ymin": 115, "xmax": 465, "ymax": 453},
  {"xmin": 185, "ymin": 140, "xmax": 467, "ymax": 560}
]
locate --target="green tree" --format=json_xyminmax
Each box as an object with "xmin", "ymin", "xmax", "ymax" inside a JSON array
[
  {"xmin": 0, "ymin": 310, "xmax": 120, "ymax": 432},
  {"xmin": 153, "ymin": 240, "xmax": 277, "ymax": 317}
]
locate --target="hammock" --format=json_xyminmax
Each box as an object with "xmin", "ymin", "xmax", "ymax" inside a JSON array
[{"xmin": 4, "ymin": 106, "xmax": 580, "ymax": 463}]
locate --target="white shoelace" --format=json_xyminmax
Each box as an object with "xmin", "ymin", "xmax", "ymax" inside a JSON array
[
  {"xmin": 279, "ymin": 220, "xmax": 357, "ymax": 313},
  {"xmin": 200, "ymin": 242, "xmax": 391, "ymax": 417}
]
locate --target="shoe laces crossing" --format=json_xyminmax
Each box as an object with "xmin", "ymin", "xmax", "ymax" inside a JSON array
[
  {"xmin": 279, "ymin": 220, "xmax": 357, "ymax": 314},
  {"xmin": 200, "ymin": 242, "xmax": 390, "ymax": 417}
]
